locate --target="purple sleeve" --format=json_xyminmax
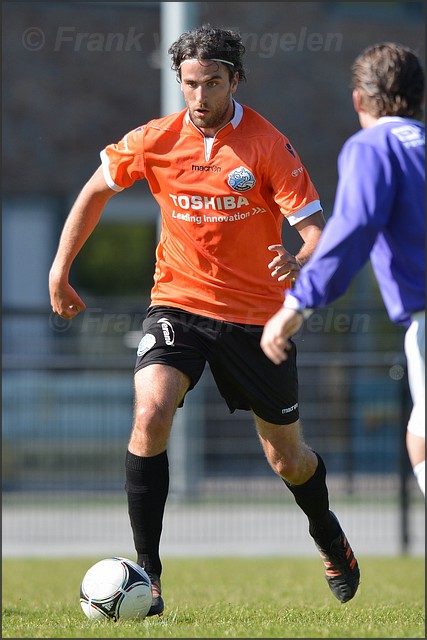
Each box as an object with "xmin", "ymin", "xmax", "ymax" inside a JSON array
[{"xmin": 291, "ymin": 137, "xmax": 395, "ymax": 309}]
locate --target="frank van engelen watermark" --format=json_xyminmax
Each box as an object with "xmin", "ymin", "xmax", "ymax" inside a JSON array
[
  {"xmin": 22, "ymin": 26, "xmax": 343, "ymax": 55},
  {"xmin": 239, "ymin": 28, "xmax": 343, "ymax": 57},
  {"xmin": 22, "ymin": 26, "xmax": 146, "ymax": 52},
  {"xmin": 49, "ymin": 307, "xmax": 369, "ymax": 336}
]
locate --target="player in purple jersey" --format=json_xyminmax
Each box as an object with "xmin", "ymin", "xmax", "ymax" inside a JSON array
[{"xmin": 262, "ymin": 43, "xmax": 425, "ymax": 496}]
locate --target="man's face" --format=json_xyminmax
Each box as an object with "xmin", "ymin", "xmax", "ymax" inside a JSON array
[{"xmin": 180, "ymin": 59, "xmax": 238, "ymax": 136}]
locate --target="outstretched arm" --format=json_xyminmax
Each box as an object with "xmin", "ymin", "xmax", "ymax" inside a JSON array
[{"xmin": 49, "ymin": 166, "xmax": 116, "ymax": 319}]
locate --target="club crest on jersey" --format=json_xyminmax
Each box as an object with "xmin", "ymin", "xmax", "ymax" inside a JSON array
[{"xmin": 227, "ymin": 166, "xmax": 256, "ymax": 192}]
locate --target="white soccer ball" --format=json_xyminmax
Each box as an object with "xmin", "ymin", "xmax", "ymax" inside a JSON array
[{"xmin": 80, "ymin": 557, "xmax": 152, "ymax": 621}]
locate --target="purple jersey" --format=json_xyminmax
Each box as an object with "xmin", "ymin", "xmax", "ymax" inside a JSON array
[{"xmin": 291, "ymin": 117, "xmax": 425, "ymax": 326}]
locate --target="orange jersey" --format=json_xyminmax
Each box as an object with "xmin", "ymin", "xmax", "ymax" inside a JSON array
[{"xmin": 101, "ymin": 102, "xmax": 322, "ymax": 324}]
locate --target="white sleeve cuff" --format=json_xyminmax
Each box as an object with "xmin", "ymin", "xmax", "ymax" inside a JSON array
[
  {"xmin": 284, "ymin": 294, "xmax": 313, "ymax": 319},
  {"xmin": 286, "ymin": 200, "xmax": 322, "ymax": 226},
  {"xmin": 100, "ymin": 149, "xmax": 125, "ymax": 192}
]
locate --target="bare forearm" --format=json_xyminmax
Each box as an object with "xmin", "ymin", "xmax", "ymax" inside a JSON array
[
  {"xmin": 294, "ymin": 210, "xmax": 325, "ymax": 267},
  {"xmin": 49, "ymin": 166, "xmax": 115, "ymax": 318},
  {"xmin": 269, "ymin": 211, "xmax": 325, "ymax": 283},
  {"xmin": 295, "ymin": 232, "xmax": 322, "ymax": 267},
  {"xmin": 50, "ymin": 167, "xmax": 114, "ymax": 282},
  {"xmin": 51, "ymin": 194, "xmax": 108, "ymax": 278}
]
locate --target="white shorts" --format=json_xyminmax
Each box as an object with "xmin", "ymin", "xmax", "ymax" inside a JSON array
[{"xmin": 404, "ymin": 310, "xmax": 425, "ymax": 439}]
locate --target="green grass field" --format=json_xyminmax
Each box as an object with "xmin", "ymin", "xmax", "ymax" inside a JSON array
[{"xmin": 2, "ymin": 556, "xmax": 425, "ymax": 638}]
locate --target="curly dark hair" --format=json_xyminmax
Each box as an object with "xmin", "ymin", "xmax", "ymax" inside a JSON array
[
  {"xmin": 168, "ymin": 24, "xmax": 246, "ymax": 83},
  {"xmin": 352, "ymin": 42, "xmax": 425, "ymax": 119}
]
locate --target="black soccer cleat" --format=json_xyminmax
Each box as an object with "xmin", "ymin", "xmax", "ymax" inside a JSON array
[
  {"xmin": 146, "ymin": 573, "xmax": 164, "ymax": 617},
  {"xmin": 314, "ymin": 512, "xmax": 360, "ymax": 603}
]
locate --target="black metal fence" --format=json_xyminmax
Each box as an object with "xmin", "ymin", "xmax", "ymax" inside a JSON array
[{"xmin": 2, "ymin": 306, "xmax": 423, "ymax": 557}]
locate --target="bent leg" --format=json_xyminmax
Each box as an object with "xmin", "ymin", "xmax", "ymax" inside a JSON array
[
  {"xmin": 129, "ymin": 363, "xmax": 191, "ymax": 456},
  {"xmin": 255, "ymin": 414, "xmax": 360, "ymax": 603},
  {"xmin": 255, "ymin": 415, "xmax": 317, "ymax": 483},
  {"xmin": 255, "ymin": 415, "xmax": 340, "ymax": 547},
  {"xmin": 126, "ymin": 364, "xmax": 191, "ymax": 578}
]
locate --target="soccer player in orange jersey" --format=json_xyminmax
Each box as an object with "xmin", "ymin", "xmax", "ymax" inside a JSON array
[{"xmin": 49, "ymin": 25, "xmax": 359, "ymax": 612}]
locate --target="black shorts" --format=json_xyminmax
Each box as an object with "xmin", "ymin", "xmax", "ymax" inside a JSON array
[{"xmin": 134, "ymin": 306, "xmax": 299, "ymax": 425}]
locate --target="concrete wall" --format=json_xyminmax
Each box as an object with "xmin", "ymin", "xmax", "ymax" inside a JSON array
[{"xmin": 3, "ymin": 2, "xmax": 424, "ymax": 210}]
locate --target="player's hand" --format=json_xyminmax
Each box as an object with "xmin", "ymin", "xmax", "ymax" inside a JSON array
[
  {"xmin": 49, "ymin": 277, "xmax": 86, "ymax": 320},
  {"xmin": 267, "ymin": 244, "xmax": 301, "ymax": 284},
  {"xmin": 260, "ymin": 306, "xmax": 303, "ymax": 364}
]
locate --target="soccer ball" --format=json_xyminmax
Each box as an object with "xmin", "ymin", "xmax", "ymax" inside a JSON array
[{"xmin": 80, "ymin": 557, "xmax": 152, "ymax": 621}]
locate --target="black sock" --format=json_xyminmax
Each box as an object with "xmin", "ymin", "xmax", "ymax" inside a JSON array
[
  {"xmin": 283, "ymin": 452, "xmax": 341, "ymax": 548},
  {"xmin": 125, "ymin": 449, "xmax": 169, "ymax": 577}
]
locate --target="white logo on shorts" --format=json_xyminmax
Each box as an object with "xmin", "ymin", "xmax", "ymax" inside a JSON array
[
  {"xmin": 281, "ymin": 402, "xmax": 298, "ymax": 414},
  {"xmin": 157, "ymin": 317, "xmax": 175, "ymax": 346},
  {"xmin": 137, "ymin": 333, "xmax": 156, "ymax": 356}
]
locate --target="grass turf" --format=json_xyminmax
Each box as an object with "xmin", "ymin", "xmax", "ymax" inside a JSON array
[{"xmin": 2, "ymin": 556, "xmax": 425, "ymax": 638}]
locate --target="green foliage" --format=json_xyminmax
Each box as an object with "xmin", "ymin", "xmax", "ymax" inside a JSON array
[
  {"xmin": 2, "ymin": 556, "xmax": 425, "ymax": 638},
  {"xmin": 73, "ymin": 223, "xmax": 157, "ymax": 297}
]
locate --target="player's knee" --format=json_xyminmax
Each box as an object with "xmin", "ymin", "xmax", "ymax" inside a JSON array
[
  {"xmin": 129, "ymin": 403, "xmax": 172, "ymax": 456},
  {"xmin": 268, "ymin": 454, "xmax": 300, "ymax": 481},
  {"xmin": 133, "ymin": 402, "xmax": 174, "ymax": 434},
  {"xmin": 268, "ymin": 447, "xmax": 317, "ymax": 484}
]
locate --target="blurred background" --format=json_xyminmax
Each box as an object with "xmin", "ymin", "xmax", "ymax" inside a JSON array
[{"xmin": 2, "ymin": 1, "xmax": 425, "ymax": 559}]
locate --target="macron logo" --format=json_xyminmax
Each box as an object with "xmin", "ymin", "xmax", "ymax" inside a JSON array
[
  {"xmin": 191, "ymin": 164, "xmax": 221, "ymax": 172},
  {"xmin": 281, "ymin": 402, "xmax": 298, "ymax": 414}
]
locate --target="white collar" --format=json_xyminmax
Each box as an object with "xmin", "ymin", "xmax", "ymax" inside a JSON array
[{"xmin": 375, "ymin": 116, "xmax": 424, "ymax": 127}]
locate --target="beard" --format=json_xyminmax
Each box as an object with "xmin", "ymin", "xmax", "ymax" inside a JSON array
[{"xmin": 188, "ymin": 95, "xmax": 234, "ymax": 132}]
